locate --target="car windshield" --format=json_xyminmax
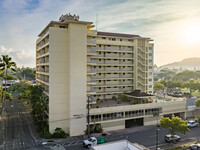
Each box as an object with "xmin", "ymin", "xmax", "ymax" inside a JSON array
[{"xmin": 188, "ymin": 121, "xmax": 194, "ymax": 124}]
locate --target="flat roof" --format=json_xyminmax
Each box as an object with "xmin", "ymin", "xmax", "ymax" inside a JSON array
[
  {"xmin": 97, "ymin": 31, "xmax": 140, "ymax": 38},
  {"xmin": 38, "ymin": 20, "xmax": 93, "ymax": 37},
  {"xmin": 97, "ymin": 31, "xmax": 153, "ymax": 40}
]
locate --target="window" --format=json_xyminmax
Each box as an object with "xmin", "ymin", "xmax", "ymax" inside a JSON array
[
  {"xmin": 123, "ymin": 73, "xmax": 125, "ymax": 75},
  {"xmin": 149, "ymin": 79, "xmax": 152, "ymax": 82},
  {"xmin": 149, "ymin": 53, "xmax": 152, "ymax": 56},
  {"xmin": 123, "ymin": 66, "xmax": 125, "ymax": 68},
  {"xmin": 99, "ymin": 87, "xmax": 101, "ymax": 90},
  {"xmin": 149, "ymin": 91, "xmax": 152, "ymax": 94},
  {"xmin": 59, "ymin": 25, "xmax": 66, "ymax": 28},
  {"xmin": 120, "ymin": 39, "xmax": 122, "ymax": 41},
  {"xmin": 128, "ymin": 46, "xmax": 131, "ymax": 48},
  {"xmin": 99, "ymin": 73, "xmax": 101, "ymax": 76},
  {"xmin": 102, "ymin": 37, "xmax": 106, "ymax": 39},
  {"xmin": 99, "ymin": 52, "xmax": 101, "ymax": 54},
  {"xmin": 112, "ymin": 38, "xmax": 116, "ymax": 41},
  {"xmin": 149, "ymin": 66, "xmax": 152, "ymax": 69},
  {"xmin": 99, "ymin": 66, "xmax": 101, "ymax": 68},
  {"xmin": 114, "ymin": 66, "xmax": 117, "ymax": 68},
  {"xmin": 123, "ymin": 59, "xmax": 125, "ymax": 62},
  {"xmin": 149, "ymin": 60, "xmax": 152, "ymax": 63},
  {"xmin": 149, "ymin": 85, "xmax": 152, "ymax": 88},
  {"xmin": 114, "ymin": 59, "xmax": 117, "ymax": 61},
  {"xmin": 94, "ymin": 66, "xmax": 96, "ymax": 68},
  {"xmin": 149, "ymin": 47, "xmax": 153, "ymax": 50},
  {"xmin": 123, "ymin": 53, "xmax": 125, "ymax": 55},
  {"xmin": 99, "ymin": 59, "xmax": 101, "ymax": 61},
  {"xmin": 128, "ymin": 39, "xmax": 132, "ymax": 42},
  {"xmin": 99, "ymin": 80, "xmax": 101, "ymax": 83},
  {"xmin": 99, "ymin": 45, "xmax": 101, "ymax": 47},
  {"xmin": 114, "ymin": 52, "xmax": 117, "ymax": 54},
  {"xmin": 107, "ymin": 45, "xmax": 111, "ymax": 47},
  {"xmin": 149, "ymin": 72, "xmax": 152, "ymax": 75}
]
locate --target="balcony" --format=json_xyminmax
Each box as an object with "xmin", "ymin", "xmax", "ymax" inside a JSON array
[
  {"xmin": 87, "ymin": 39, "xmax": 96, "ymax": 45},
  {"xmin": 87, "ymin": 48, "xmax": 97, "ymax": 55},
  {"xmin": 87, "ymin": 59, "xmax": 96, "ymax": 65}
]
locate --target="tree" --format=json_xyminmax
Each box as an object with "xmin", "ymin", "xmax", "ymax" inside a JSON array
[
  {"xmin": 182, "ymin": 80, "xmax": 199, "ymax": 96},
  {"xmin": 0, "ymin": 55, "xmax": 16, "ymax": 102},
  {"xmin": 160, "ymin": 115, "xmax": 189, "ymax": 136},
  {"xmin": 154, "ymin": 82, "xmax": 165, "ymax": 92},
  {"xmin": 173, "ymin": 70, "xmax": 200, "ymax": 81},
  {"xmin": 195, "ymin": 98, "xmax": 200, "ymax": 108}
]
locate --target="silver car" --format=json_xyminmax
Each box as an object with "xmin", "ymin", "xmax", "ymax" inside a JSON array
[
  {"xmin": 164, "ymin": 134, "xmax": 180, "ymax": 143},
  {"xmin": 189, "ymin": 143, "xmax": 200, "ymax": 150},
  {"xmin": 188, "ymin": 121, "xmax": 199, "ymax": 128}
]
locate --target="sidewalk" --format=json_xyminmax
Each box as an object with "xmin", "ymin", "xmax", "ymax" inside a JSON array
[
  {"xmin": 39, "ymin": 125, "xmax": 155, "ymax": 145},
  {"xmin": 149, "ymin": 138, "xmax": 196, "ymax": 150}
]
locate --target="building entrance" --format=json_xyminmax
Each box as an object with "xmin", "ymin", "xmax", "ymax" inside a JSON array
[{"xmin": 125, "ymin": 118, "xmax": 143, "ymax": 128}]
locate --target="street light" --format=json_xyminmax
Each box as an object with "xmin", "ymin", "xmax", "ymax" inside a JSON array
[{"xmin": 153, "ymin": 112, "xmax": 160, "ymax": 150}]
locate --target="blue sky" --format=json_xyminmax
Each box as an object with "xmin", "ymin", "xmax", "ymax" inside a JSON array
[{"xmin": 0, "ymin": 0, "xmax": 200, "ymax": 67}]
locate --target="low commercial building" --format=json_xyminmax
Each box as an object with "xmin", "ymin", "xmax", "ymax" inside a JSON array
[{"xmin": 91, "ymin": 140, "xmax": 149, "ymax": 150}]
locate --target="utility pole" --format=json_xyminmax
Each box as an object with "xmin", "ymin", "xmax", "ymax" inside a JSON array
[
  {"xmin": 87, "ymin": 96, "xmax": 90, "ymax": 138},
  {"xmin": 153, "ymin": 112, "xmax": 160, "ymax": 150}
]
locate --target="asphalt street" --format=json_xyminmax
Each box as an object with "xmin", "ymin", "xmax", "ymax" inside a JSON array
[
  {"xmin": 0, "ymin": 95, "xmax": 53, "ymax": 150},
  {"xmin": 64, "ymin": 125, "xmax": 200, "ymax": 150}
]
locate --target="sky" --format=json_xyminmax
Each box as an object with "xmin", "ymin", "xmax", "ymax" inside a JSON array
[{"xmin": 0, "ymin": 0, "xmax": 200, "ymax": 67}]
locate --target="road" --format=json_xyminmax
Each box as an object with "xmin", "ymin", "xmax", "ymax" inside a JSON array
[
  {"xmin": 0, "ymin": 95, "xmax": 52, "ymax": 150},
  {"xmin": 65, "ymin": 125, "xmax": 200, "ymax": 150}
]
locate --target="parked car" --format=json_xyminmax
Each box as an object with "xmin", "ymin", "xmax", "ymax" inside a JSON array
[
  {"xmin": 164, "ymin": 134, "xmax": 180, "ymax": 143},
  {"xmin": 83, "ymin": 137, "xmax": 107, "ymax": 148},
  {"xmin": 189, "ymin": 143, "xmax": 200, "ymax": 150},
  {"xmin": 188, "ymin": 121, "xmax": 199, "ymax": 128}
]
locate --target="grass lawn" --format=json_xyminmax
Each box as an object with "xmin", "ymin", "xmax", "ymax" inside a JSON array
[{"xmin": 167, "ymin": 141, "xmax": 199, "ymax": 150}]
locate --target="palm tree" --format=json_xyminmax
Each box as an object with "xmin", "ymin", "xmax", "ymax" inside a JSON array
[
  {"xmin": 0, "ymin": 55, "xmax": 16, "ymax": 102},
  {"xmin": 0, "ymin": 57, "xmax": 4, "ymax": 103}
]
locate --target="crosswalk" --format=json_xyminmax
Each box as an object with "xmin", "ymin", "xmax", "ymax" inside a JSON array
[{"xmin": 3, "ymin": 139, "xmax": 41, "ymax": 150}]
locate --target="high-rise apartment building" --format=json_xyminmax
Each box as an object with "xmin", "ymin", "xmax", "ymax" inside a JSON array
[{"xmin": 36, "ymin": 14, "xmax": 186, "ymax": 136}]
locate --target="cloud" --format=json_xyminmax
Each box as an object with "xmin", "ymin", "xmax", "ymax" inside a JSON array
[
  {"xmin": 0, "ymin": 0, "xmax": 200, "ymax": 67},
  {"xmin": 0, "ymin": 45, "xmax": 35, "ymax": 68}
]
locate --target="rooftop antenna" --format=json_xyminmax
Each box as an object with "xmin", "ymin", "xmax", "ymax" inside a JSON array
[{"xmin": 96, "ymin": 11, "xmax": 98, "ymax": 31}]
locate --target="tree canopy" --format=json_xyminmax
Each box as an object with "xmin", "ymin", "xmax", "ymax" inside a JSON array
[
  {"xmin": 153, "ymin": 82, "xmax": 165, "ymax": 92},
  {"xmin": 173, "ymin": 70, "xmax": 200, "ymax": 81},
  {"xmin": 160, "ymin": 115, "xmax": 189, "ymax": 136},
  {"xmin": 195, "ymin": 98, "xmax": 200, "ymax": 108}
]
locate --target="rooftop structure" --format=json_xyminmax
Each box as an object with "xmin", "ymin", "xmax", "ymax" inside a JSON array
[{"xmin": 91, "ymin": 140, "xmax": 149, "ymax": 150}]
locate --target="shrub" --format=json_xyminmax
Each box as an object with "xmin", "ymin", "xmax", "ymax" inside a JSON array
[
  {"xmin": 96, "ymin": 98, "xmax": 101, "ymax": 103},
  {"xmin": 130, "ymin": 98, "xmax": 137, "ymax": 105},
  {"xmin": 5, "ymin": 92, "xmax": 12, "ymax": 100},
  {"xmin": 112, "ymin": 96, "xmax": 116, "ymax": 100},
  {"xmin": 118, "ymin": 94, "xmax": 128, "ymax": 102},
  {"xmin": 53, "ymin": 128, "xmax": 67, "ymax": 138},
  {"xmin": 195, "ymin": 116, "xmax": 200, "ymax": 124},
  {"xmin": 94, "ymin": 124, "xmax": 103, "ymax": 133},
  {"xmin": 117, "ymin": 100, "xmax": 121, "ymax": 104}
]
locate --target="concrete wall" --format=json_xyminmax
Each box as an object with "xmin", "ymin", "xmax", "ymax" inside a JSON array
[
  {"xmin": 49, "ymin": 27, "xmax": 69, "ymax": 133},
  {"xmin": 68, "ymin": 23, "xmax": 87, "ymax": 136},
  {"xmin": 102, "ymin": 120, "xmax": 125, "ymax": 132}
]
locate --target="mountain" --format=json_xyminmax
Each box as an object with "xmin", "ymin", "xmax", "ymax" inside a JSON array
[{"xmin": 160, "ymin": 58, "xmax": 200, "ymax": 70}]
